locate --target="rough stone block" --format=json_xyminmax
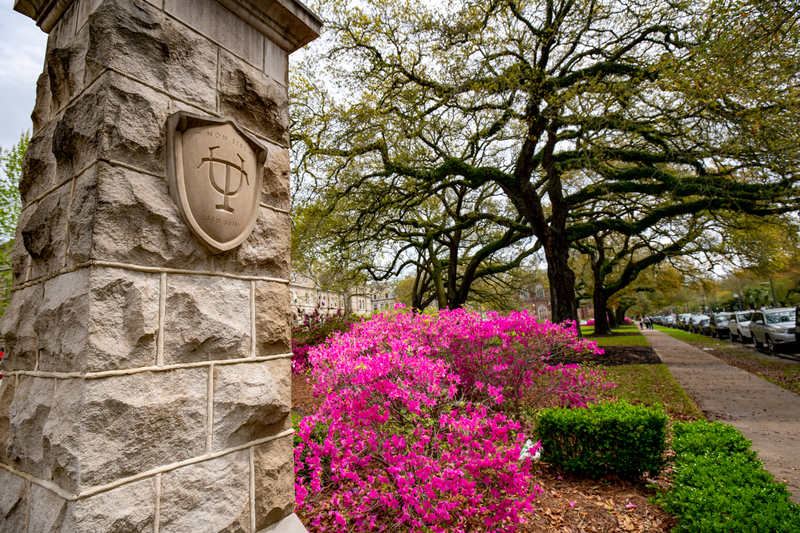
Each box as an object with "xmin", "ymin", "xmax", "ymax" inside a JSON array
[
  {"xmin": 85, "ymin": 267, "xmax": 160, "ymax": 371},
  {"xmin": 6, "ymin": 369, "xmax": 207, "ymax": 493},
  {"xmin": 52, "ymin": 71, "xmax": 169, "ymax": 184},
  {"xmin": 164, "ymin": 0, "xmax": 264, "ymax": 69},
  {"xmin": 66, "ymin": 167, "xmax": 97, "ymax": 266},
  {"xmin": 159, "ymin": 451, "xmax": 251, "ymax": 533},
  {"xmin": 35, "ymin": 269, "xmax": 90, "ymax": 373},
  {"xmin": 32, "ymin": 68, "xmax": 52, "ymax": 135},
  {"xmin": 86, "ymin": 0, "xmax": 218, "ymax": 110},
  {"xmin": 1, "ymin": 284, "xmax": 43, "ymax": 371},
  {"xmin": 0, "ymin": 468, "xmax": 28, "ymax": 533},
  {"xmin": 63, "ymin": 477, "xmax": 156, "ymax": 532},
  {"xmin": 213, "ymin": 360, "xmax": 291, "ymax": 450},
  {"xmin": 219, "ymin": 208, "xmax": 291, "ymax": 280},
  {"xmin": 27, "ymin": 483, "xmax": 69, "ymax": 532},
  {"xmin": 254, "ymin": 437, "xmax": 295, "ymax": 531},
  {"xmin": 11, "ymin": 206, "xmax": 34, "ymax": 285},
  {"xmin": 261, "ymin": 146, "xmax": 290, "ymax": 212},
  {"xmin": 80, "ymin": 369, "xmax": 207, "ymax": 488},
  {"xmin": 42, "ymin": 379, "xmax": 83, "ymax": 493},
  {"xmin": 219, "ymin": 49, "xmax": 289, "ymax": 146},
  {"xmin": 20, "ymin": 118, "xmax": 58, "ymax": 206},
  {"xmin": 164, "ymin": 275, "xmax": 251, "ymax": 364},
  {"xmin": 32, "ymin": 267, "xmax": 160, "ymax": 373},
  {"xmin": 0, "ymin": 376, "xmax": 18, "ymax": 465},
  {"xmin": 86, "ymin": 162, "xmax": 213, "ymax": 271},
  {"xmin": 6, "ymin": 377, "xmax": 82, "ymax": 492},
  {"xmin": 47, "ymin": 12, "xmax": 90, "ymax": 114},
  {"xmin": 254, "ymin": 282, "xmax": 291, "ymax": 356},
  {"xmin": 21, "ymin": 179, "xmax": 71, "ymax": 280},
  {"xmin": 6, "ymin": 376, "xmax": 56, "ymax": 482}
]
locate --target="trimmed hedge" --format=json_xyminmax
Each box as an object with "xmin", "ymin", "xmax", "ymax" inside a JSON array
[
  {"xmin": 535, "ymin": 400, "xmax": 668, "ymax": 479},
  {"xmin": 671, "ymin": 420, "xmax": 754, "ymax": 457},
  {"xmin": 658, "ymin": 421, "xmax": 800, "ymax": 532}
]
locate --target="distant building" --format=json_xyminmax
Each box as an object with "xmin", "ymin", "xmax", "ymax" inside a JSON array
[
  {"xmin": 289, "ymin": 273, "xmax": 396, "ymax": 319},
  {"xmin": 518, "ymin": 283, "xmax": 593, "ymax": 322},
  {"xmin": 371, "ymin": 285, "xmax": 397, "ymax": 312}
]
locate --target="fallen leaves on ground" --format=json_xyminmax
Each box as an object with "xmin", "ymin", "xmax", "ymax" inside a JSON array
[
  {"xmin": 694, "ymin": 344, "xmax": 800, "ymax": 396},
  {"xmin": 518, "ymin": 465, "xmax": 677, "ymax": 533}
]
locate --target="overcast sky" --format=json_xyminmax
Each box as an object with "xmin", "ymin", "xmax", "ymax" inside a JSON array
[{"xmin": 0, "ymin": 0, "xmax": 48, "ymax": 150}]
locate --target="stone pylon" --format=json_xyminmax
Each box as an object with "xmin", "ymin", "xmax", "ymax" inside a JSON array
[{"xmin": 0, "ymin": 0, "xmax": 319, "ymax": 531}]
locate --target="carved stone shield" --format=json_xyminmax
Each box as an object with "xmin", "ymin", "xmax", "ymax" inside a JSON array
[{"xmin": 167, "ymin": 112, "xmax": 267, "ymax": 253}]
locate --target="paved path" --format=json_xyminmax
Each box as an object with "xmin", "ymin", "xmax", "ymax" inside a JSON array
[{"xmin": 642, "ymin": 328, "xmax": 800, "ymax": 503}]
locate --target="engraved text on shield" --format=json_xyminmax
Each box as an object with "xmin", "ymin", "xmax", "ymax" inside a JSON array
[{"xmin": 182, "ymin": 123, "xmax": 259, "ymax": 244}]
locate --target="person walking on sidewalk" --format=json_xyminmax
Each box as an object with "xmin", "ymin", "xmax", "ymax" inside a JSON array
[
  {"xmin": 637, "ymin": 315, "xmax": 644, "ymax": 330},
  {"xmin": 644, "ymin": 316, "xmax": 652, "ymax": 330}
]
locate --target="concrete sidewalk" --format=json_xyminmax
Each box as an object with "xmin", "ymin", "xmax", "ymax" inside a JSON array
[{"xmin": 642, "ymin": 328, "xmax": 800, "ymax": 503}]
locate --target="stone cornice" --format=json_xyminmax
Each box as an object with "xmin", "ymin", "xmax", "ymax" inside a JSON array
[
  {"xmin": 14, "ymin": 0, "xmax": 322, "ymax": 51},
  {"xmin": 13, "ymin": 0, "xmax": 74, "ymax": 32},
  {"xmin": 216, "ymin": 0, "xmax": 322, "ymax": 53}
]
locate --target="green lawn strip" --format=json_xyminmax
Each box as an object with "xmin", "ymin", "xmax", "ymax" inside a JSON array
[
  {"xmin": 591, "ymin": 335, "xmax": 650, "ymax": 347},
  {"xmin": 653, "ymin": 325, "xmax": 719, "ymax": 347},
  {"xmin": 601, "ymin": 364, "xmax": 704, "ymax": 421},
  {"xmin": 583, "ymin": 325, "xmax": 640, "ymax": 335},
  {"xmin": 583, "ymin": 324, "xmax": 650, "ymax": 347},
  {"xmin": 654, "ymin": 326, "xmax": 800, "ymax": 396}
]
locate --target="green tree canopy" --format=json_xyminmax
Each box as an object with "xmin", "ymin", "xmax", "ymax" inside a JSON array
[{"xmin": 292, "ymin": 0, "xmax": 800, "ymax": 322}]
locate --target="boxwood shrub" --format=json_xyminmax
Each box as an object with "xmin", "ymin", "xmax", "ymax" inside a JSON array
[
  {"xmin": 671, "ymin": 419, "xmax": 754, "ymax": 456},
  {"xmin": 535, "ymin": 400, "xmax": 668, "ymax": 479},
  {"xmin": 658, "ymin": 421, "xmax": 800, "ymax": 532}
]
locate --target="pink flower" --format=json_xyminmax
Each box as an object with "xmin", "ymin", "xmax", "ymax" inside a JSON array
[{"xmin": 294, "ymin": 309, "xmax": 612, "ymax": 533}]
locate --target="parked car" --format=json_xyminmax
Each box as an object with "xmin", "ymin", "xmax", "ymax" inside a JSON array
[
  {"xmin": 730, "ymin": 311, "xmax": 753, "ymax": 343},
  {"xmin": 699, "ymin": 317, "xmax": 712, "ymax": 335},
  {"xmin": 710, "ymin": 312, "xmax": 733, "ymax": 339},
  {"xmin": 677, "ymin": 313, "xmax": 692, "ymax": 330},
  {"xmin": 689, "ymin": 314, "xmax": 710, "ymax": 334},
  {"xmin": 749, "ymin": 307, "xmax": 797, "ymax": 352}
]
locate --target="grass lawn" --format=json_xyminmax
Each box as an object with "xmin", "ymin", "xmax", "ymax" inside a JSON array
[
  {"xmin": 581, "ymin": 324, "xmax": 639, "ymax": 335},
  {"xmin": 583, "ymin": 323, "xmax": 651, "ymax": 347},
  {"xmin": 591, "ymin": 335, "xmax": 650, "ymax": 347},
  {"xmin": 652, "ymin": 325, "xmax": 717, "ymax": 347},
  {"xmin": 601, "ymin": 364, "xmax": 703, "ymax": 421},
  {"xmin": 654, "ymin": 325, "xmax": 800, "ymax": 396}
]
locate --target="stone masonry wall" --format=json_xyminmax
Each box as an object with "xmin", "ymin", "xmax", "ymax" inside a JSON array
[{"xmin": 0, "ymin": 0, "xmax": 304, "ymax": 531}]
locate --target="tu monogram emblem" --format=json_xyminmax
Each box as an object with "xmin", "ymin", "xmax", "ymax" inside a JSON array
[{"xmin": 197, "ymin": 146, "xmax": 250, "ymax": 213}]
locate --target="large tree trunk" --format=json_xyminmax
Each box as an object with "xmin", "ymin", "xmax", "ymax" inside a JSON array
[
  {"xmin": 593, "ymin": 289, "xmax": 611, "ymax": 335},
  {"xmin": 544, "ymin": 236, "xmax": 579, "ymax": 324},
  {"xmin": 607, "ymin": 307, "xmax": 618, "ymax": 329},
  {"xmin": 615, "ymin": 305, "xmax": 629, "ymax": 325}
]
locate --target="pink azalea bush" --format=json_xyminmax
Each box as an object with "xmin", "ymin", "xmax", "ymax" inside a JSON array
[{"xmin": 295, "ymin": 307, "xmax": 610, "ymax": 532}]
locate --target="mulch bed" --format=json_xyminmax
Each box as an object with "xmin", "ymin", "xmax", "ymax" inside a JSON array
[
  {"xmin": 292, "ymin": 373, "xmax": 321, "ymax": 417},
  {"xmin": 552, "ymin": 346, "xmax": 662, "ymax": 367},
  {"xmin": 519, "ymin": 465, "xmax": 676, "ymax": 533}
]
